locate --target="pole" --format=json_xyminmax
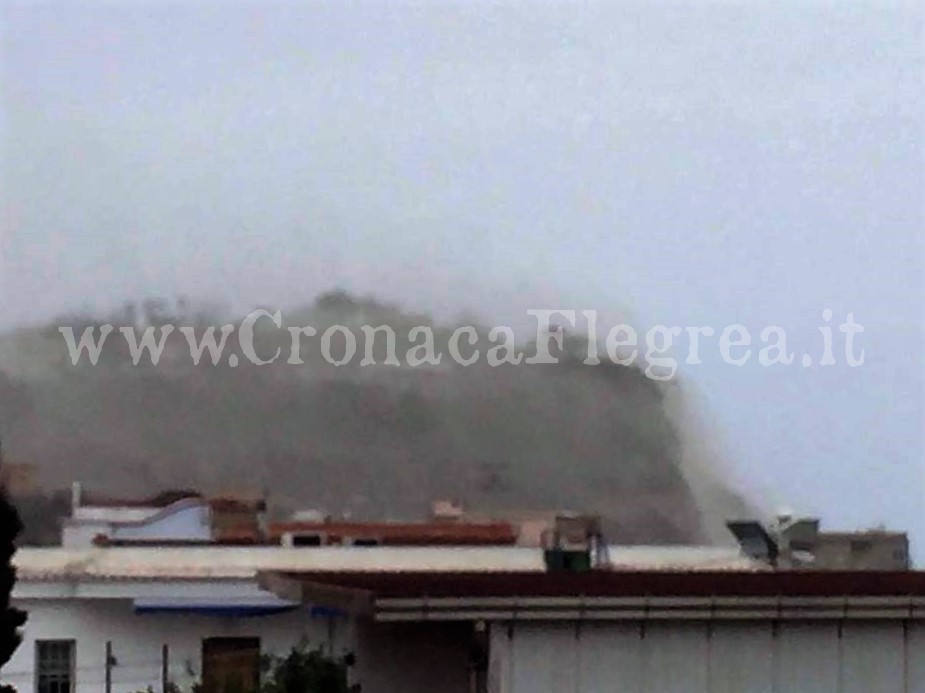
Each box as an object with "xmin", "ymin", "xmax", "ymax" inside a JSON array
[
  {"xmin": 105, "ymin": 641, "xmax": 113, "ymax": 693},
  {"xmin": 162, "ymin": 643, "xmax": 169, "ymax": 693}
]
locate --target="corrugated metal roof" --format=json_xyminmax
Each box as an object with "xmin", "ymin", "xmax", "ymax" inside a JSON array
[{"xmin": 13, "ymin": 545, "xmax": 759, "ymax": 582}]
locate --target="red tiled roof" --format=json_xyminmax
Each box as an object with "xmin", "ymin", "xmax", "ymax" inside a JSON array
[
  {"xmin": 213, "ymin": 527, "xmax": 263, "ymax": 544},
  {"xmin": 210, "ymin": 496, "xmax": 267, "ymax": 513},
  {"xmin": 270, "ymin": 521, "xmax": 517, "ymax": 546}
]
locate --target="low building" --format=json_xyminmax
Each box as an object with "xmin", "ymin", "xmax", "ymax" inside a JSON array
[
  {"xmin": 9, "ymin": 544, "xmax": 758, "ymax": 692},
  {"xmin": 62, "ymin": 484, "xmax": 208, "ymax": 547},
  {"xmin": 807, "ymin": 529, "xmax": 910, "ymax": 570},
  {"xmin": 728, "ymin": 513, "xmax": 912, "ymax": 570},
  {"xmin": 271, "ymin": 519, "xmax": 518, "ymax": 548},
  {"xmin": 63, "ymin": 485, "xmax": 519, "ymax": 550},
  {"xmin": 261, "ymin": 568, "xmax": 925, "ymax": 693},
  {"xmin": 10, "ymin": 492, "xmax": 918, "ymax": 692},
  {"xmin": 62, "ymin": 483, "xmax": 269, "ymax": 548}
]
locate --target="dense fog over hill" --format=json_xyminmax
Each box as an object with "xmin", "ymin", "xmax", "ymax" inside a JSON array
[{"xmin": 0, "ymin": 292, "xmax": 747, "ymax": 545}]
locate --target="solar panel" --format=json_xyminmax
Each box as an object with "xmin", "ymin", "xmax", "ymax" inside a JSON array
[{"xmin": 726, "ymin": 520, "xmax": 779, "ymax": 564}]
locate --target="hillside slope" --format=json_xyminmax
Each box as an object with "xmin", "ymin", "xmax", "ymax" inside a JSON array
[{"xmin": 0, "ymin": 293, "xmax": 748, "ymax": 544}]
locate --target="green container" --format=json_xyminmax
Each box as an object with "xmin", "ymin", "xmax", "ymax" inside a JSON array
[{"xmin": 544, "ymin": 549, "xmax": 592, "ymax": 572}]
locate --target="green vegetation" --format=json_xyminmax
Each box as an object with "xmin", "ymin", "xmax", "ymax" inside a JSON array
[
  {"xmin": 0, "ymin": 476, "xmax": 26, "ymax": 693},
  {"xmin": 133, "ymin": 642, "xmax": 355, "ymax": 693},
  {"xmin": 260, "ymin": 643, "xmax": 354, "ymax": 693}
]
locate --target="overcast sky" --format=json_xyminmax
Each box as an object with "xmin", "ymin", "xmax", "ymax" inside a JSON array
[{"xmin": 2, "ymin": 1, "xmax": 923, "ymax": 554}]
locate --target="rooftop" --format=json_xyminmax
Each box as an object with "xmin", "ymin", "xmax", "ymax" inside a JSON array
[
  {"xmin": 270, "ymin": 520, "xmax": 518, "ymax": 546},
  {"xmin": 258, "ymin": 568, "xmax": 925, "ymax": 623},
  {"xmin": 78, "ymin": 489, "xmax": 203, "ymax": 509},
  {"xmin": 13, "ymin": 545, "xmax": 760, "ymax": 582},
  {"xmin": 264, "ymin": 568, "xmax": 925, "ymax": 600}
]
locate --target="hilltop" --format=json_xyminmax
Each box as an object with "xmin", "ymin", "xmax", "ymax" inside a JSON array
[{"xmin": 0, "ymin": 291, "xmax": 747, "ymax": 544}]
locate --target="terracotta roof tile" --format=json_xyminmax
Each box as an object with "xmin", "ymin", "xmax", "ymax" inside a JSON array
[{"xmin": 270, "ymin": 520, "xmax": 517, "ymax": 546}]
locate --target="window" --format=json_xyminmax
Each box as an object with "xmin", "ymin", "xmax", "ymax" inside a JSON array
[
  {"xmin": 850, "ymin": 539, "xmax": 873, "ymax": 553},
  {"xmin": 789, "ymin": 540, "xmax": 814, "ymax": 553},
  {"xmin": 292, "ymin": 534, "xmax": 322, "ymax": 547},
  {"xmin": 36, "ymin": 640, "xmax": 75, "ymax": 693},
  {"xmin": 350, "ymin": 538, "xmax": 381, "ymax": 547}
]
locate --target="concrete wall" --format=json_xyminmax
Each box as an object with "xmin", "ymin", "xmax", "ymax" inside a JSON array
[
  {"xmin": 11, "ymin": 597, "xmax": 923, "ymax": 693},
  {"xmin": 62, "ymin": 523, "xmax": 112, "ymax": 548},
  {"xmin": 811, "ymin": 534, "xmax": 910, "ymax": 570},
  {"xmin": 63, "ymin": 501, "xmax": 213, "ymax": 548},
  {"xmin": 74, "ymin": 507, "xmax": 161, "ymax": 523},
  {"xmin": 5, "ymin": 599, "xmax": 346, "ymax": 693},
  {"xmin": 112, "ymin": 503, "xmax": 211, "ymax": 543},
  {"xmin": 489, "ymin": 620, "xmax": 925, "ymax": 693}
]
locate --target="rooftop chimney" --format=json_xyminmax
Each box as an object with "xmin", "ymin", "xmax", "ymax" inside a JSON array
[
  {"xmin": 431, "ymin": 499, "xmax": 465, "ymax": 522},
  {"xmin": 290, "ymin": 509, "xmax": 328, "ymax": 523}
]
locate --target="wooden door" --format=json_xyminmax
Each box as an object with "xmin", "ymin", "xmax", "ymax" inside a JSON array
[{"xmin": 201, "ymin": 637, "xmax": 261, "ymax": 693}]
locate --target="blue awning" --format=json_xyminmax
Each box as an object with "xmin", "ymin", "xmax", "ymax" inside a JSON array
[
  {"xmin": 309, "ymin": 605, "xmax": 345, "ymax": 618},
  {"xmin": 133, "ymin": 596, "xmax": 346, "ymax": 619},
  {"xmin": 133, "ymin": 596, "xmax": 300, "ymax": 617},
  {"xmin": 137, "ymin": 604, "xmax": 296, "ymax": 617}
]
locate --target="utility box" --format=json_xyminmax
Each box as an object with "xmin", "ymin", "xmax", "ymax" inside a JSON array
[
  {"xmin": 542, "ymin": 514, "xmax": 603, "ymax": 572},
  {"xmin": 543, "ymin": 548, "xmax": 593, "ymax": 572}
]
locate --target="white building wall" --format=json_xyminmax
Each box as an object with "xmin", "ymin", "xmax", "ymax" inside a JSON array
[
  {"xmin": 645, "ymin": 623, "xmax": 709, "ymax": 692},
  {"xmin": 708, "ymin": 623, "xmax": 774, "ymax": 692},
  {"xmin": 910, "ymin": 622, "xmax": 925, "ymax": 693},
  {"xmin": 841, "ymin": 622, "xmax": 905, "ymax": 693},
  {"xmin": 776, "ymin": 623, "xmax": 839, "ymax": 691},
  {"xmin": 5, "ymin": 598, "xmax": 344, "ymax": 693},
  {"xmin": 111, "ymin": 504, "xmax": 211, "ymax": 543},
  {"xmin": 62, "ymin": 523, "xmax": 112, "ymax": 549},
  {"xmin": 578, "ymin": 623, "xmax": 642, "ymax": 693},
  {"xmin": 508, "ymin": 623, "xmax": 578, "ymax": 693},
  {"xmin": 490, "ymin": 620, "xmax": 925, "ymax": 693},
  {"xmin": 74, "ymin": 507, "xmax": 161, "ymax": 523}
]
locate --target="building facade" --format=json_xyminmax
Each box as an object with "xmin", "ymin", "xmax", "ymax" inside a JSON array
[
  {"xmin": 9, "ymin": 544, "xmax": 758, "ymax": 692},
  {"xmin": 8, "ymin": 494, "xmax": 918, "ymax": 693},
  {"xmin": 266, "ymin": 570, "xmax": 925, "ymax": 693}
]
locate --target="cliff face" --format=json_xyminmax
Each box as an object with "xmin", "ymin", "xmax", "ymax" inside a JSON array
[{"xmin": 0, "ymin": 294, "xmax": 748, "ymax": 544}]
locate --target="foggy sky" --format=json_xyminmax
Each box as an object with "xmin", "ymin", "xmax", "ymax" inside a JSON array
[{"xmin": 1, "ymin": 2, "xmax": 923, "ymax": 555}]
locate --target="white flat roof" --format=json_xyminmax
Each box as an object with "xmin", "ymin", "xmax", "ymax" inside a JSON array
[{"xmin": 13, "ymin": 545, "xmax": 760, "ymax": 582}]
